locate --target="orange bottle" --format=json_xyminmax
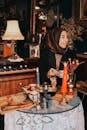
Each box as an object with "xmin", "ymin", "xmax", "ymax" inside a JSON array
[{"xmin": 60, "ymin": 62, "xmax": 68, "ymax": 95}]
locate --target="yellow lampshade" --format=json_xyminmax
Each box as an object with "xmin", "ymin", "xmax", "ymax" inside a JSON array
[{"xmin": 2, "ymin": 20, "xmax": 24, "ymax": 40}]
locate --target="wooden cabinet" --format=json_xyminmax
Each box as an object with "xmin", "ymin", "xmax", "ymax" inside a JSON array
[
  {"xmin": 0, "ymin": 58, "xmax": 40, "ymax": 97},
  {"xmin": 0, "ymin": 68, "xmax": 37, "ymax": 97}
]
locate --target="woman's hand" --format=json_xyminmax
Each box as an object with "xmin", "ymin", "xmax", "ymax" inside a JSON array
[{"xmin": 47, "ymin": 68, "xmax": 59, "ymax": 78}]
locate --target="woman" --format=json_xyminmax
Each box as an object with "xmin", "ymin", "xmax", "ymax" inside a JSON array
[{"xmin": 40, "ymin": 27, "xmax": 76, "ymax": 85}]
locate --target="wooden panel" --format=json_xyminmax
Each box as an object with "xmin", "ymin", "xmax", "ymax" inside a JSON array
[{"xmin": 0, "ymin": 69, "xmax": 37, "ymax": 96}]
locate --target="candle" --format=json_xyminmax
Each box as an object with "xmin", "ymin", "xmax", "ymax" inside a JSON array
[
  {"xmin": 60, "ymin": 62, "xmax": 68, "ymax": 94},
  {"xmin": 36, "ymin": 67, "xmax": 40, "ymax": 87}
]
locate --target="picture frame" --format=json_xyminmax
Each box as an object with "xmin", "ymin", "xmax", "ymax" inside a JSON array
[
  {"xmin": 72, "ymin": 0, "xmax": 87, "ymax": 28},
  {"xmin": 29, "ymin": 44, "xmax": 40, "ymax": 58},
  {"xmin": 80, "ymin": 0, "xmax": 87, "ymax": 20}
]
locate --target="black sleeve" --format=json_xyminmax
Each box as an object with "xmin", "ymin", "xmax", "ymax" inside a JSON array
[
  {"xmin": 39, "ymin": 49, "xmax": 56, "ymax": 84},
  {"xmin": 47, "ymin": 49, "xmax": 56, "ymax": 69},
  {"xmin": 61, "ymin": 49, "xmax": 76, "ymax": 61}
]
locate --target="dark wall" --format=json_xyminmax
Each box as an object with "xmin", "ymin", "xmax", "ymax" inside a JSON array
[
  {"xmin": 60, "ymin": 0, "xmax": 72, "ymax": 18},
  {"xmin": 16, "ymin": 0, "xmax": 31, "ymax": 39}
]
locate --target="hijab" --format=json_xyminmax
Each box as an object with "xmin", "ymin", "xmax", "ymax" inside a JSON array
[{"xmin": 46, "ymin": 27, "xmax": 68, "ymax": 55}]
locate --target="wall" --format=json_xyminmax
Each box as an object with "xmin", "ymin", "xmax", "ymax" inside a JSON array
[{"xmin": 60, "ymin": 0, "xmax": 72, "ymax": 18}]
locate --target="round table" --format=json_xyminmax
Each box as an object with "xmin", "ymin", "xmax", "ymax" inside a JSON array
[{"xmin": 4, "ymin": 96, "xmax": 85, "ymax": 130}]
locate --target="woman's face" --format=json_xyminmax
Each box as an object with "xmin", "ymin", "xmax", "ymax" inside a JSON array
[{"xmin": 59, "ymin": 31, "xmax": 68, "ymax": 49}]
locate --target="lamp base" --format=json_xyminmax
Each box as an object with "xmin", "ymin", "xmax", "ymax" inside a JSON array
[
  {"xmin": 7, "ymin": 41, "xmax": 23, "ymax": 62},
  {"xmin": 8, "ymin": 54, "xmax": 24, "ymax": 62}
]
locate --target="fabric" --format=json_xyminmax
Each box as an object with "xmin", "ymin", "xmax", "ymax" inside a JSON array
[
  {"xmin": 55, "ymin": 53, "xmax": 62, "ymax": 70},
  {"xmin": 4, "ymin": 101, "xmax": 85, "ymax": 130},
  {"xmin": 46, "ymin": 28, "xmax": 67, "ymax": 54}
]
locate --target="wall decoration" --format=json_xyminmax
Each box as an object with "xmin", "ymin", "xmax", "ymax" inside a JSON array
[
  {"xmin": 29, "ymin": 44, "xmax": 40, "ymax": 58},
  {"xmin": 80, "ymin": 0, "xmax": 87, "ymax": 20},
  {"xmin": 72, "ymin": 0, "xmax": 87, "ymax": 28}
]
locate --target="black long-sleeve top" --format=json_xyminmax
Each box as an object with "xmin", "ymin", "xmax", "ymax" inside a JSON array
[{"xmin": 39, "ymin": 48, "xmax": 76, "ymax": 85}]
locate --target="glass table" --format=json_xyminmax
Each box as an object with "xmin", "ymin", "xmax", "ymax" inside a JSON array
[{"xmin": 4, "ymin": 96, "xmax": 85, "ymax": 130}]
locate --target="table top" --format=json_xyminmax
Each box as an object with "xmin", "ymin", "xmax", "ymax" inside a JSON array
[{"xmin": 18, "ymin": 96, "xmax": 80, "ymax": 114}]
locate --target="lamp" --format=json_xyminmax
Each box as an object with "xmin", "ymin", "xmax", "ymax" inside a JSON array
[{"xmin": 2, "ymin": 20, "xmax": 24, "ymax": 60}]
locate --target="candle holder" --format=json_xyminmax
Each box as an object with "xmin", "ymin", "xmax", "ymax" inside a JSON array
[{"xmin": 68, "ymin": 72, "xmax": 74, "ymax": 93}]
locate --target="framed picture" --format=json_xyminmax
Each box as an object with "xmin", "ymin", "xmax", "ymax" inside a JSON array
[
  {"xmin": 72, "ymin": 0, "xmax": 87, "ymax": 28},
  {"xmin": 80, "ymin": 0, "xmax": 87, "ymax": 20},
  {"xmin": 29, "ymin": 44, "xmax": 40, "ymax": 58}
]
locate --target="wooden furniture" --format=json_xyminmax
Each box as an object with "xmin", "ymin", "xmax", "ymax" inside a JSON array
[
  {"xmin": 0, "ymin": 58, "xmax": 39, "ymax": 97},
  {"xmin": 0, "ymin": 68, "xmax": 37, "ymax": 97}
]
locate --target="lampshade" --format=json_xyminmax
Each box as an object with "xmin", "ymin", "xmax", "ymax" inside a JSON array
[{"xmin": 2, "ymin": 20, "xmax": 24, "ymax": 40}]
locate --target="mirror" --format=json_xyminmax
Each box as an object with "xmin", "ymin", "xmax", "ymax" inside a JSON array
[{"xmin": 30, "ymin": 0, "xmax": 59, "ymax": 34}]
